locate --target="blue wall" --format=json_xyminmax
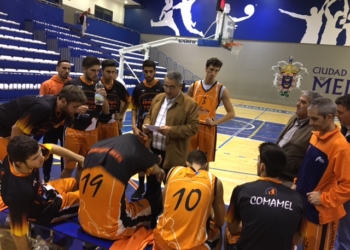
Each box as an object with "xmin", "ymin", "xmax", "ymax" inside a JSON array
[
  {"xmin": 125, "ymin": 0, "xmax": 216, "ymax": 38},
  {"xmin": 74, "ymin": 15, "xmax": 140, "ymax": 45},
  {"xmin": 125, "ymin": 0, "xmax": 350, "ymax": 45},
  {"xmin": 0, "ymin": 0, "xmax": 64, "ymax": 27},
  {"xmin": 0, "ymin": 0, "xmax": 140, "ymax": 45}
]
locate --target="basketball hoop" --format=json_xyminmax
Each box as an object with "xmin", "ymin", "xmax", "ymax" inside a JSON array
[{"xmin": 225, "ymin": 42, "xmax": 243, "ymax": 58}]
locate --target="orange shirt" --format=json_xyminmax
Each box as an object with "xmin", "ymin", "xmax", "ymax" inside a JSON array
[
  {"xmin": 40, "ymin": 75, "xmax": 71, "ymax": 95},
  {"xmin": 154, "ymin": 166, "xmax": 216, "ymax": 249},
  {"xmin": 192, "ymin": 80, "xmax": 223, "ymax": 124},
  {"xmin": 296, "ymin": 126, "xmax": 350, "ymax": 224}
]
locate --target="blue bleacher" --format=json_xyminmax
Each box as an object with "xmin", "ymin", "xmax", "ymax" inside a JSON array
[
  {"xmin": 1, "ymin": 70, "xmax": 54, "ymax": 83},
  {"xmin": 33, "ymin": 19, "xmax": 70, "ymax": 33},
  {"xmin": 57, "ymin": 37, "xmax": 92, "ymax": 49},
  {"xmin": 0, "ymin": 46, "xmax": 59, "ymax": 60},
  {"xmin": 70, "ymin": 47, "xmax": 104, "ymax": 58},
  {"xmin": 86, "ymin": 33, "xmax": 134, "ymax": 47},
  {"xmin": 44, "ymin": 28, "xmax": 81, "ymax": 40},
  {"xmin": 0, "ymin": 58, "xmax": 59, "ymax": 71},
  {"xmin": 0, "ymin": 35, "xmax": 47, "ymax": 50},
  {"xmin": 0, "ymin": 9, "xmax": 170, "ymax": 102},
  {"xmin": 0, "ymin": 27, "xmax": 33, "ymax": 39},
  {"xmin": 0, "ymin": 18, "xmax": 20, "ymax": 29}
]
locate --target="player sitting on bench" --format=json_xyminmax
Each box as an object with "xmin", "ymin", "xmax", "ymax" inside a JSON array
[
  {"xmin": 153, "ymin": 150, "xmax": 225, "ymax": 250},
  {"xmin": 0, "ymin": 135, "xmax": 83, "ymax": 250}
]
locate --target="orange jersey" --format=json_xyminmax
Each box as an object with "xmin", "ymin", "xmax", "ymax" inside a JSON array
[
  {"xmin": 79, "ymin": 166, "xmax": 127, "ymax": 239},
  {"xmin": 79, "ymin": 134, "xmax": 159, "ymax": 240},
  {"xmin": 192, "ymin": 81, "xmax": 223, "ymax": 123},
  {"xmin": 154, "ymin": 166, "xmax": 216, "ymax": 249}
]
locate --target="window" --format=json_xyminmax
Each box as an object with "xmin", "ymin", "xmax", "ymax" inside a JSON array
[{"xmin": 95, "ymin": 5, "xmax": 113, "ymax": 22}]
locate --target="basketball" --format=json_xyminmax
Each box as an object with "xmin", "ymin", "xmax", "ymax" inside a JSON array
[{"xmin": 244, "ymin": 4, "xmax": 255, "ymax": 16}]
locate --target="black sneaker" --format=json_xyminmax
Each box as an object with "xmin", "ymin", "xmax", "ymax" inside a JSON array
[
  {"xmin": 131, "ymin": 187, "xmax": 145, "ymax": 201},
  {"xmin": 83, "ymin": 242, "xmax": 98, "ymax": 250}
]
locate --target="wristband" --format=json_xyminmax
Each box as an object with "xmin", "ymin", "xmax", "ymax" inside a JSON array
[{"xmin": 145, "ymin": 167, "xmax": 154, "ymax": 176}]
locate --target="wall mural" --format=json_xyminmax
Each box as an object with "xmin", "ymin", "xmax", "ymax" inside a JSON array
[{"xmin": 124, "ymin": 0, "xmax": 350, "ymax": 45}]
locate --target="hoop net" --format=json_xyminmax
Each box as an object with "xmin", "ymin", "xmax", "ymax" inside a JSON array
[{"xmin": 225, "ymin": 42, "xmax": 243, "ymax": 58}]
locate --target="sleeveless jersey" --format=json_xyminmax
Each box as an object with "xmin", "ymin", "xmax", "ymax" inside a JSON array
[
  {"xmin": 66, "ymin": 77, "xmax": 102, "ymax": 131},
  {"xmin": 155, "ymin": 166, "xmax": 216, "ymax": 249},
  {"xmin": 131, "ymin": 80, "xmax": 164, "ymax": 129},
  {"xmin": 192, "ymin": 80, "xmax": 223, "ymax": 124}
]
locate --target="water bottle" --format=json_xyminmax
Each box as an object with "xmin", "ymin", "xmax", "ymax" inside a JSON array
[
  {"xmin": 34, "ymin": 235, "xmax": 43, "ymax": 245},
  {"xmin": 33, "ymin": 235, "xmax": 49, "ymax": 250},
  {"xmin": 95, "ymin": 81, "xmax": 105, "ymax": 105},
  {"xmin": 33, "ymin": 240, "xmax": 49, "ymax": 250}
]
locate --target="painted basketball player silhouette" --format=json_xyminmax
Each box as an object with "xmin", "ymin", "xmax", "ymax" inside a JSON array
[
  {"xmin": 150, "ymin": 0, "xmax": 180, "ymax": 36},
  {"xmin": 173, "ymin": 0, "xmax": 204, "ymax": 37},
  {"xmin": 279, "ymin": 0, "xmax": 329, "ymax": 44},
  {"xmin": 340, "ymin": 2, "xmax": 350, "ymax": 45},
  {"xmin": 214, "ymin": 4, "xmax": 255, "ymax": 40},
  {"xmin": 321, "ymin": 0, "xmax": 349, "ymax": 45},
  {"xmin": 224, "ymin": 3, "xmax": 255, "ymax": 28}
]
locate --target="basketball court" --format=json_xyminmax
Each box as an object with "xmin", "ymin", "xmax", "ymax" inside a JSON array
[{"xmin": 0, "ymin": 3, "xmax": 314, "ymax": 249}]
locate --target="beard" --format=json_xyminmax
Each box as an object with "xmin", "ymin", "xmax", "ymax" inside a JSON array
[
  {"xmin": 61, "ymin": 104, "xmax": 74, "ymax": 118},
  {"xmin": 145, "ymin": 76, "xmax": 154, "ymax": 82}
]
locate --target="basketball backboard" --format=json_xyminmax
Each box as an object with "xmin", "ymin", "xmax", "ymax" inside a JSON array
[{"xmin": 219, "ymin": 14, "xmax": 235, "ymax": 46}]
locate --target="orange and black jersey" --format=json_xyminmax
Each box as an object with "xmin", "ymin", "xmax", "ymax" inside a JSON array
[
  {"xmin": 0, "ymin": 95, "xmax": 65, "ymax": 137},
  {"xmin": 226, "ymin": 178, "xmax": 306, "ymax": 250},
  {"xmin": 99, "ymin": 78, "xmax": 130, "ymax": 123},
  {"xmin": 131, "ymin": 80, "xmax": 164, "ymax": 129},
  {"xmin": 79, "ymin": 134, "xmax": 159, "ymax": 235},
  {"xmin": 65, "ymin": 77, "xmax": 102, "ymax": 131},
  {"xmin": 0, "ymin": 144, "xmax": 63, "ymax": 237},
  {"xmin": 82, "ymin": 134, "xmax": 159, "ymax": 188}
]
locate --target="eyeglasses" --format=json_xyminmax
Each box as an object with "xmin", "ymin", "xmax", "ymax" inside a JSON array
[{"xmin": 163, "ymin": 85, "xmax": 177, "ymax": 91}]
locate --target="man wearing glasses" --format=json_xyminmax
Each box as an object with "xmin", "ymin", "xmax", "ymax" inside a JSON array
[{"xmin": 142, "ymin": 71, "xmax": 199, "ymax": 227}]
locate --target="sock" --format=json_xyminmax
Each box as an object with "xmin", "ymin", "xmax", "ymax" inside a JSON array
[{"xmin": 139, "ymin": 175, "xmax": 145, "ymax": 189}]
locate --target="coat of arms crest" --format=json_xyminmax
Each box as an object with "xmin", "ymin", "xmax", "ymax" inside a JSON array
[{"xmin": 271, "ymin": 56, "xmax": 308, "ymax": 98}]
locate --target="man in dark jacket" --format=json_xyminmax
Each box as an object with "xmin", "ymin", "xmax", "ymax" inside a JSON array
[{"xmin": 276, "ymin": 90, "xmax": 322, "ymax": 187}]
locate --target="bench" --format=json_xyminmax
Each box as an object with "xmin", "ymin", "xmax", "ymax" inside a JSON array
[{"xmin": 0, "ymin": 209, "xmax": 113, "ymax": 249}]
